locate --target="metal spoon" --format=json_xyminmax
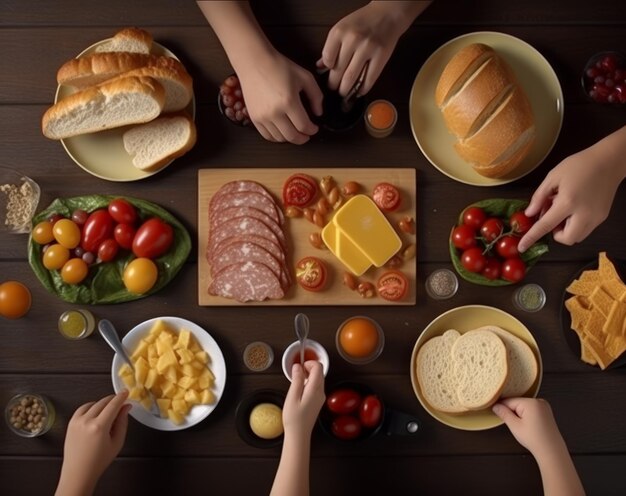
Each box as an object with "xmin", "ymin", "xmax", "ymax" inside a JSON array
[{"xmin": 294, "ymin": 313, "xmax": 310, "ymax": 368}]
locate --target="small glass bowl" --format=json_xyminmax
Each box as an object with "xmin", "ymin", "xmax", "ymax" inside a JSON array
[
  {"xmin": 425, "ymin": 269, "xmax": 459, "ymax": 300},
  {"xmin": 581, "ymin": 51, "xmax": 626, "ymax": 105},
  {"xmin": 0, "ymin": 167, "xmax": 40, "ymax": 234},
  {"xmin": 5, "ymin": 393, "xmax": 55, "ymax": 437},
  {"xmin": 281, "ymin": 339, "xmax": 329, "ymax": 382},
  {"xmin": 513, "ymin": 283, "xmax": 546, "ymax": 313},
  {"xmin": 243, "ymin": 341, "xmax": 274, "ymax": 372},
  {"xmin": 364, "ymin": 99, "xmax": 397, "ymax": 138},
  {"xmin": 336, "ymin": 316, "xmax": 385, "ymax": 365}
]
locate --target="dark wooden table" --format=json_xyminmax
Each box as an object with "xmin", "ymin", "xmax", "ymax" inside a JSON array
[{"xmin": 1, "ymin": 1, "xmax": 625, "ymax": 494}]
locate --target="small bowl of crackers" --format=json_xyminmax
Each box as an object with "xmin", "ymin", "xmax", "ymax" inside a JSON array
[{"xmin": 0, "ymin": 167, "xmax": 40, "ymax": 234}]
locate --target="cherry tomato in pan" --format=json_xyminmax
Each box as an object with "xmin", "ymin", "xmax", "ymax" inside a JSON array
[
  {"xmin": 502, "ymin": 258, "xmax": 526, "ymax": 283},
  {"xmin": 451, "ymin": 224, "xmax": 477, "ymax": 250},
  {"xmin": 97, "ymin": 239, "xmax": 120, "ymax": 263},
  {"xmin": 372, "ymin": 182, "xmax": 401, "ymax": 212},
  {"xmin": 480, "ymin": 218, "xmax": 504, "ymax": 242},
  {"xmin": 359, "ymin": 394, "xmax": 383, "ymax": 429},
  {"xmin": 461, "ymin": 247, "xmax": 487, "ymax": 273},
  {"xmin": 282, "ymin": 173, "xmax": 318, "ymax": 208},
  {"xmin": 510, "ymin": 211, "xmax": 534, "ymax": 234},
  {"xmin": 462, "ymin": 206, "xmax": 487, "ymax": 230},
  {"xmin": 81, "ymin": 209, "xmax": 115, "ymax": 253},
  {"xmin": 331, "ymin": 415, "xmax": 362, "ymax": 440},
  {"xmin": 376, "ymin": 270, "xmax": 408, "ymax": 301},
  {"xmin": 132, "ymin": 218, "xmax": 174, "ymax": 259},
  {"xmin": 496, "ymin": 235, "xmax": 520, "ymax": 259},
  {"xmin": 114, "ymin": 223, "xmax": 136, "ymax": 250},
  {"xmin": 481, "ymin": 257, "xmax": 502, "ymax": 280},
  {"xmin": 326, "ymin": 389, "xmax": 361, "ymax": 415},
  {"xmin": 108, "ymin": 198, "xmax": 138, "ymax": 225},
  {"xmin": 295, "ymin": 256, "xmax": 327, "ymax": 292}
]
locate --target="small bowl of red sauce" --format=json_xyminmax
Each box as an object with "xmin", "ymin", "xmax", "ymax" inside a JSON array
[
  {"xmin": 581, "ymin": 51, "xmax": 626, "ymax": 105},
  {"xmin": 281, "ymin": 339, "xmax": 329, "ymax": 382}
]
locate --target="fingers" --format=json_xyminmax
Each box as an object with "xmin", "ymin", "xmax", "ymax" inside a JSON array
[
  {"xmin": 286, "ymin": 363, "xmax": 306, "ymax": 403},
  {"xmin": 74, "ymin": 401, "xmax": 97, "ymax": 417},
  {"xmin": 499, "ymin": 397, "xmax": 527, "ymax": 415},
  {"xmin": 275, "ymin": 115, "xmax": 311, "ymax": 145},
  {"xmin": 525, "ymin": 176, "xmax": 557, "ymax": 218},
  {"xmin": 303, "ymin": 360, "xmax": 324, "ymax": 391},
  {"xmin": 552, "ymin": 214, "xmax": 594, "ymax": 246},
  {"xmin": 518, "ymin": 203, "xmax": 567, "ymax": 252},
  {"xmin": 492, "ymin": 402, "xmax": 520, "ymax": 427},
  {"xmin": 98, "ymin": 391, "xmax": 130, "ymax": 429},
  {"xmin": 320, "ymin": 34, "xmax": 341, "ymax": 74},
  {"xmin": 254, "ymin": 122, "xmax": 276, "ymax": 142},
  {"xmin": 110, "ymin": 404, "xmax": 131, "ymax": 446},
  {"xmin": 338, "ymin": 50, "xmax": 368, "ymax": 97},
  {"xmin": 300, "ymin": 74, "xmax": 324, "ymax": 118},
  {"xmin": 327, "ymin": 43, "xmax": 353, "ymax": 92},
  {"xmin": 359, "ymin": 54, "xmax": 386, "ymax": 96},
  {"xmin": 84, "ymin": 394, "xmax": 117, "ymax": 418}
]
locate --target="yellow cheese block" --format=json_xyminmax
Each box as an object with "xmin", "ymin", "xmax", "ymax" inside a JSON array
[
  {"xmin": 333, "ymin": 195, "xmax": 401, "ymax": 267},
  {"xmin": 321, "ymin": 221, "xmax": 372, "ymax": 276}
]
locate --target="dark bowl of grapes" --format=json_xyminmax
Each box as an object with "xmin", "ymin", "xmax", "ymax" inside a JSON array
[
  {"xmin": 581, "ymin": 51, "xmax": 626, "ymax": 105},
  {"xmin": 218, "ymin": 74, "xmax": 252, "ymax": 126}
]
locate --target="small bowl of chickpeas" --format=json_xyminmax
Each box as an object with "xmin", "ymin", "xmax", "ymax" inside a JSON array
[{"xmin": 5, "ymin": 393, "xmax": 55, "ymax": 437}]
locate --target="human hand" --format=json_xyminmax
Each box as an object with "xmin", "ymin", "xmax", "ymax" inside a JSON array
[
  {"xmin": 55, "ymin": 391, "xmax": 130, "ymax": 496},
  {"xmin": 282, "ymin": 361, "xmax": 326, "ymax": 438}
]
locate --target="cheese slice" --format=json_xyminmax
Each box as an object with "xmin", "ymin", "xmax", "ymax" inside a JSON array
[
  {"xmin": 333, "ymin": 195, "xmax": 402, "ymax": 267},
  {"xmin": 321, "ymin": 221, "xmax": 371, "ymax": 276}
]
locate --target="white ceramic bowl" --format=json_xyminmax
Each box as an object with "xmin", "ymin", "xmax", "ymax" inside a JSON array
[{"xmin": 281, "ymin": 339, "xmax": 329, "ymax": 382}]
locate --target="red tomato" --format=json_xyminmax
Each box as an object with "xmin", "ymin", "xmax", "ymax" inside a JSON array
[
  {"xmin": 480, "ymin": 218, "xmax": 504, "ymax": 242},
  {"xmin": 496, "ymin": 235, "xmax": 520, "ymax": 259},
  {"xmin": 502, "ymin": 257, "xmax": 526, "ymax": 283},
  {"xmin": 359, "ymin": 395, "xmax": 383, "ymax": 428},
  {"xmin": 372, "ymin": 183, "xmax": 401, "ymax": 212},
  {"xmin": 114, "ymin": 223, "xmax": 136, "ymax": 250},
  {"xmin": 481, "ymin": 257, "xmax": 502, "ymax": 280},
  {"xmin": 376, "ymin": 270, "xmax": 408, "ymax": 301},
  {"xmin": 510, "ymin": 211, "xmax": 534, "ymax": 234},
  {"xmin": 462, "ymin": 207, "xmax": 487, "ymax": 230},
  {"xmin": 327, "ymin": 389, "xmax": 362, "ymax": 415},
  {"xmin": 461, "ymin": 247, "xmax": 487, "ymax": 273},
  {"xmin": 282, "ymin": 174, "xmax": 318, "ymax": 207},
  {"xmin": 97, "ymin": 239, "xmax": 119, "ymax": 263},
  {"xmin": 331, "ymin": 415, "xmax": 362, "ymax": 440},
  {"xmin": 132, "ymin": 218, "xmax": 174, "ymax": 259},
  {"xmin": 81, "ymin": 210, "xmax": 115, "ymax": 253},
  {"xmin": 451, "ymin": 224, "xmax": 477, "ymax": 250},
  {"xmin": 295, "ymin": 256, "xmax": 327, "ymax": 292},
  {"xmin": 108, "ymin": 198, "xmax": 138, "ymax": 225}
]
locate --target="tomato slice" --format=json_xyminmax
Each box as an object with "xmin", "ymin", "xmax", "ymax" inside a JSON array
[
  {"xmin": 372, "ymin": 182, "xmax": 401, "ymax": 212},
  {"xmin": 377, "ymin": 270, "xmax": 408, "ymax": 301},
  {"xmin": 295, "ymin": 256, "xmax": 327, "ymax": 291},
  {"xmin": 282, "ymin": 174, "xmax": 318, "ymax": 207}
]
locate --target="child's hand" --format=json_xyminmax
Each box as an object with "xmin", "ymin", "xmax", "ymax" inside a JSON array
[
  {"xmin": 282, "ymin": 361, "xmax": 326, "ymax": 438},
  {"xmin": 56, "ymin": 391, "xmax": 130, "ymax": 496}
]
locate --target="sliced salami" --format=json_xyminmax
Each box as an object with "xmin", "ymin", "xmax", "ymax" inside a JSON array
[
  {"xmin": 210, "ymin": 234, "xmax": 286, "ymax": 264},
  {"xmin": 210, "ymin": 180, "xmax": 275, "ymax": 206},
  {"xmin": 210, "ymin": 191, "xmax": 283, "ymax": 226},
  {"xmin": 208, "ymin": 216, "xmax": 284, "ymax": 256},
  {"xmin": 208, "ymin": 261, "xmax": 284, "ymax": 302},
  {"xmin": 210, "ymin": 206, "xmax": 287, "ymax": 250}
]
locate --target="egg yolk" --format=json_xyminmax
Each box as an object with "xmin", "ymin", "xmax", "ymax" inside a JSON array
[
  {"xmin": 367, "ymin": 102, "xmax": 395, "ymax": 130},
  {"xmin": 339, "ymin": 318, "xmax": 379, "ymax": 357}
]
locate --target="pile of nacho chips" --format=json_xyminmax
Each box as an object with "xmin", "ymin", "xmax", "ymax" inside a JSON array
[{"xmin": 565, "ymin": 252, "xmax": 626, "ymax": 369}]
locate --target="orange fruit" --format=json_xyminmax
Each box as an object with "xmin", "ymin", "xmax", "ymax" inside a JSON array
[
  {"xmin": 339, "ymin": 317, "xmax": 379, "ymax": 358},
  {"xmin": 0, "ymin": 281, "xmax": 32, "ymax": 319}
]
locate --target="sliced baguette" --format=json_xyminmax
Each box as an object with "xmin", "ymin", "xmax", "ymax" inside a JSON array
[
  {"xmin": 451, "ymin": 329, "xmax": 508, "ymax": 410},
  {"xmin": 123, "ymin": 114, "xmax": 196, "ymax": 171},
  {"xmin": 94, "ymin": 27, "xmax": 153, "ymax": 54},
  {"xmin": 42, "ymin": 76, "xmax": 165, "ymax": 140}
]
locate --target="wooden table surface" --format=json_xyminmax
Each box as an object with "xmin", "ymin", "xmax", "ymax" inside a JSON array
[{"xmin": 1, "ymin": 1, "xmax": 626, "ymax": 494}]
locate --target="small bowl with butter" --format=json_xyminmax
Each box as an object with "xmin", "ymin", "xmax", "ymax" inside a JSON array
[
  {"xmin": 0, "ymin": 167, "xmax": 40, "ymax": 234},
  {"xmin": 235, "ymin": 389, "xmax": 285, "ymax": 448}
]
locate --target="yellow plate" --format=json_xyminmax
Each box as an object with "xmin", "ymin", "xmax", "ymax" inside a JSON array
[
  {"xmin": 410, "ymin": 305, "xmax": 543, "ymax": 430},
  {"xmin": 55, "ymin": 39, "xmax": 195, "ymax": 182},
  {"xmin": 409, "ymin": 31, "xmax": 564, "ymax": 186}
]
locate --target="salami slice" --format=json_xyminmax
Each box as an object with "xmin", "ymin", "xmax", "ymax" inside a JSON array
[
  {"xmin": 210, "ymin": 206, "xmax": 287, "ymax": 250},
  {"xmin": 208, "ymin": 261, "xmax": 285, "ymax": 302},
  {"xmin": 208, "ymin": 216, "xmax": 283, "ymax": 256},
  {"xmin": 210, "ymin": 180, "xmax": 275, "ymax": 206},
  {"xmin": 210, "ymin": 191, "xmax": 283, "ymax": 226},
  {"xmin": 210, "ymin": 234, "xmax": 286, "ymax": 264}
]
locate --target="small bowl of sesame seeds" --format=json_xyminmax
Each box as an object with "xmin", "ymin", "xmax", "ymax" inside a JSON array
[
  {"xmin": 0, "ymin": 167, "xmax": 40, "ymax": 234},
  {"xmin": 425, "ymin": 268, "xmax": 459, "ymax": 300},
  {"xmin": 5, "ymin": 393, "xmax": 55, "ymax": 437}
]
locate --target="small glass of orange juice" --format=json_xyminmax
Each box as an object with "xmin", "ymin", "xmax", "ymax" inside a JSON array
[{"xmin": 364, "ymin": 100, "xmax": 397, "ymax": 138}]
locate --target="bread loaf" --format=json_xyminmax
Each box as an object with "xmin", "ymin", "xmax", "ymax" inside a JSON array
[
  {"xmin": 94, "ymin": 27, "xmax": 153, "ymax": 54},
  {"xmin": 435, "ymin": 43, "xmax": 535, "ymax": 178},
  {"xmin": 42, "ymin": 76, "xmax": 165, "ymax": 140}
]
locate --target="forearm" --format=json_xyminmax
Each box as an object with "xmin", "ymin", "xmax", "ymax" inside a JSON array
[
  {"xmin": 534, "ymin": 443, "xmax": 585, "ymax": 496},
  {"xmin": 589, "ymin": 125, "xmax": 626, "ymax": 182},
  {"xmin": 55, "ymin": 468, "xmax": 97, "ymax": 496},
  {"xmin": 368, "ymin": 1, "xmax": 432, "ymax": 34},
  {"xmin": 270, "ymin": 433, "xmax": 311, "ymax": 496}
]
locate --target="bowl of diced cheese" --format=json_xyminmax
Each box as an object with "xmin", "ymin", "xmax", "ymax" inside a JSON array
[{"xmin": 111, "ymin": 316, "xmax": 227, "ymax": 431}]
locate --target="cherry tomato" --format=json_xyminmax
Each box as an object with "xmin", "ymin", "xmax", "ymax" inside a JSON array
[
  {"xmin": 359, "ymin": 395, "xmax": 383, "ymax": 428},
  {"xmin": 0, "ymin": 281, "xmax": 31, "ymax": 319},
  {"xmin": 53, "ymin": 218, "xmax": 81, "ymax": 249},
  {"xmin": 97, "ymin": 239, "xmax": 119, "ymax": 263},
  {"xmin": 114, "ymin": 223, "xmax": 136, "ymax": 250},
  {"xmin": 81, "ymin": 210, "xmax": 115, "ymax": 253},
  {"xmin": 295, "ymin": 256, "xmax": 327, "ymax": 292},
  {"xmin": 461, "ymin": 247, "xmax": 487, "ymax": 273},
  {"xmin": 480, "ymin": 218, "xmax": 504, "ymax": 242},
  {"xmin": 71, "ymin": 209, "xmax": 88, "ymax": 226},
  {"xmin": 331, "ymin": 415, "xmax": 362, "ymax": 440},
  {"xmin": 43, "ymin": 243, "xmax": 70, "ymax": 270},
  {"xmin": 376, "ymin": 270, "xmax": 408, "ymax": 301},
  {"xmin": 502, "ymin": 257, "xmax": 526, "ymax": 283},
  {"xmin": 339, "ymin": 318, "xmax": 379, "ymax": 358},
  {"xmin": 462, "ymin": 206, "xmax": 487, "ymax": 230},
  {"xmin": 47, "ymin": 213, "xmax": 64, "ymax": 225},
  {"xmin": 32, "ymin": 221, "xmax": 55, "ymax": 245},
  {"xmin": 510, "ymin": 211, "xmax": 534, "ymax": 234},
  {"xmin": 481, "ymin": 257, "xmax": 502, "ymax": 280},
  {"xmin": 496, "ymin": 235, "xmax": 520, "ymax": 259},
  {"xmin": 326, "ymin": 389, "xmax": 362, "ymax": 415},
  {"xmin": 108, "ymin": 198, "xmax": 138, "ymax": 225},
  {"xmin": 132, "ymin": 218, "xmax": 174, "ymax": 259},
  {"xmin": 282, "ymin": 173, "xmax": 318, "ymax": 207},
  {"xmin": 372, "ymin": 182, "xmax": 401, "ymax": 212},
  {"xmin": 451, "ymin": 224, "xmax": 477, "ymax": 250},
  {"xmin": 123, "ymin": 257, "xmax": 158, "ymax": 294},
  {"xmin": 61, "ymin": 258, "xmax": 89, "ymax": 285}
]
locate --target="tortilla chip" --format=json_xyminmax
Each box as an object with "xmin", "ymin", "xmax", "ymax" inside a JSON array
[
  {"xmin": 566, "ymin": 278, "xmax": 599, "ymax": 296},
  {"xmin": 590, "ymin": 286, "xmax": 615, "ymax": 318},
  {"xmin": 604, "ymin": 334, "xmax": 626, "ymax": 360},
  {"xmin": 599, "ymin": 252, "xmax": 622, "ymax": 281},
  {"xmin": 580, "ymin": 340, "xmax": 598, "ymax": 366},
  {"xmin": 601, "ymin": 279, "xmax": 626, "ymax": 301},
  {"xmin": 603, "ymin": 301, "xmax": 626, "ymax": 337},
  {"xmin": 565, "ymin": 296, "xmax": 591, "ymax": 331},
  {"xmin": 585, "ymin": 337, "xmax": 614, "ymax": 370},
  {"xmin": 582, "ymin": 308, "xmax": 609, "ymax": 344}
]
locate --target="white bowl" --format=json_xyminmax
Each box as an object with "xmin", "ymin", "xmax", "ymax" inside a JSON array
[{"xmin": 281, "ymin": 339, "xmax": 329, "ymax": 382}]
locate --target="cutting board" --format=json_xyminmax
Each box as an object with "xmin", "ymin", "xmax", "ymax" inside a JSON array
[{"xmin": 198, "ymin": 168, "xmax": 416, "ymax": 306}]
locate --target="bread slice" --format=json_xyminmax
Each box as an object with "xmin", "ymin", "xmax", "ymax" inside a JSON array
[
  {"xmin": 42, "ymin": 76, "xmax": 165, "ymax": 140},
  {"xmin": 416, "ymin": 329, "xmax": 469, "ymax": 414},
  {"xmin": 94, "ymin": 27, "xmax": 153, "ymax": 54},
  {"xmin": 474, "ymin": 326, "xmax": 538, "ymax": 397},
  {"xmin": 451, "ymin": 329, "xmax": 508, "ymax": 410},
  {"xmin": 123, "ymin": 114, "xmax": 197, "ymax": 171}
]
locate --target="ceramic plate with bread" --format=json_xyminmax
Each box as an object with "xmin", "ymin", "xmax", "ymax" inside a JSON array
[
  {"xmin": 410, "ymin": 31, "xmax": 563, "ymax": 186},
  {"xmin": 410, "ymin": 305, "xmax": 542, "ymax": 430},
  {"xmin": 46, "ymin": 28, "xmax": 196, "ymax": 182}
]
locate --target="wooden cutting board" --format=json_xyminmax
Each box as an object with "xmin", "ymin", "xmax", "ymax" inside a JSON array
[{"xmin": 198, "ymin": 168, "xmax": 416, "ymax": 306}]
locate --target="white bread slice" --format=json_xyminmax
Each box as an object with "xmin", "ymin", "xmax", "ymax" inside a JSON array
[
  {"xmin": 451, "ymin": 329, "xmax": 508, "ymax": 410},
  {"xmin": 475, "ymin": 326, "xmax": 538, "ymax": 398},
  {"xmin": 42, "ymin": 76, "xmax": 165, "ymax": 140},
  {"xmin": 416, "ymin": 329, "xmax": 469, "ymax": 414},
  {"xmin": 94, "ymin": 27, "xmax": 153, "ymax": 54},
  {"xmin": 123, "ymin": 114, "xmax": 197, "ymax": 171}
]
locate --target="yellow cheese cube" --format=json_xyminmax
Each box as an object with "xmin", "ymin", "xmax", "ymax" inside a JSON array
[
  {"xmin": 131, "ymin": 339, "xmax": 149, "ymax": 359},
  {"xmin": 167, "ymin": 409, "xmax": 184, "ymax": 425},
  {"xmin": 172, "ymin": 399, "xmax": 190, "ymax": 415},
  {"xmin": 190, "ymin": 360, "xmax": 205, "ymax": 370},
  {"xmin": 201, "ymin": 367, "xmax": 215, "ymax": 381},
  {"xmin": 178, "ymin": 376, "xmax": 197, "ymax": 390},
  {"xmin": 194, "ymin": 351, "xmax": 210, "ymax": 364},
  {"xmin": 156, "ymin": 348, "xmax": 178, "ymax": 374},
  {"xmin": 150, "ymin": 320, "xmax": 174, "ymax": 336},
  {"xmin": 181, "ymin": 364, "xmax": 200, "ymax": 377},
  {"xmin": 158, "ymin": 331, "xmax": 175, "ymax": 345},
  {"xmin": 174, "ymin": 329, "xmax": 192, "ymax": 350},
  {"xmin": 176, "ymin": 348, "xmax": 195, "ymax": 364},
  {"xmin": 134, "ymin": 357, "xmax": 150, "ymax": 386},
  {"xmin": 144, "ymin": 369, "xmax": 158, "ymax": 389},
  {"xmin": 184, "ymin": 389, "xmax": 201, "ymax": 405},
  {"xmin": 148, "ymin": 356, "xmax": 158, "ymax": 368},
  {"xmin": 200, "ymin": 390, "xmax": 215, "ymax": 405},
  {"xmin": 173, "ymin": 387, "xmax": 186, "ymax": 400},
  {"xmin": 163, "ymin": 365, "xmax": 178, "ymax": 383},
  {"xmin": 161, "ymin": 380, "xmax": 177, "ymax": 399},
  {"xmin": 197, "ymin": 375, "xmax": 213, "ymax": 390},
  {"xmin": 156, "ymin": 398, "xmax": 171, "ymax": 418}
]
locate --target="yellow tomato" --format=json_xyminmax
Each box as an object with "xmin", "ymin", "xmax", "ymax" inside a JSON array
[
  {"xmin": 0, "ymin": 281, "xmax": 32, "ymax": 319},
  {"xmin": 339, "ymin": 317, "xmax": 379, "ymax": 358},
  {"xmin": 53, "ymin": 219, "xmax": 81, "ymax": 249},
  {"xmin": 123, "ymin": 258, "xmax": 158, "ymax": 294},
  {"xmin": 43, "ymin": 244, "xmax": 70, "ymax": 270},
  {"xmin": 32, "ymin": 221, "xmax": 55, "ymax": 245},
  {"xmin": 61, "ymin": 258, "xmax": 89, "ymax": 285}
]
